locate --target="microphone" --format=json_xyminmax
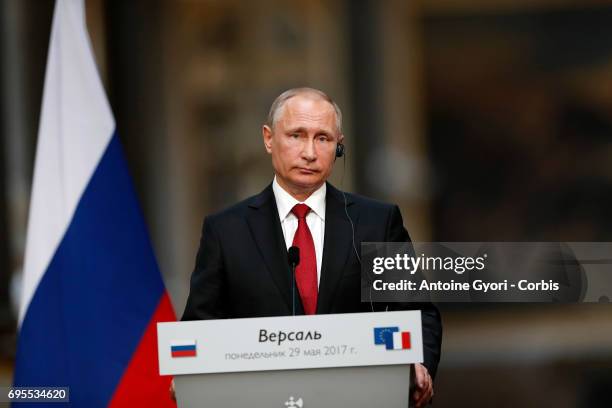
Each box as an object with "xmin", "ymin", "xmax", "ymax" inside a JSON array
[
  {"xmin": 287, "ymin": 246, "xmax": 300, "ymax": 316},
  {"xmin": 288, "ymin": 246, "xmax": 300, "ymax": 267}
]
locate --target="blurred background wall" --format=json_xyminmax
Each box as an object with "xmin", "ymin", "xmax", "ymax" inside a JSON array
[{"xmin": 1, "ymin": 0, "xmax": 612, "ymax": 406}]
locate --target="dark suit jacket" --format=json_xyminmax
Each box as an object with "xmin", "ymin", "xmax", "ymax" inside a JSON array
[{"xmin": 182, "ymin": 182, "xmax": 442, "ymax": 378}]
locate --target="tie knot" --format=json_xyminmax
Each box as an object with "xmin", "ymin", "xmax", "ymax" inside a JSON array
[{"xmin": 291, "ymin": 203, "xmax": 311, "ymax": 219}]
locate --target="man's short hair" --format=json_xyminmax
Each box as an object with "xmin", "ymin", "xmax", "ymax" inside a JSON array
[{"xmin": 266, "ymin": 87, "xmax": 343, "ymax": 134}]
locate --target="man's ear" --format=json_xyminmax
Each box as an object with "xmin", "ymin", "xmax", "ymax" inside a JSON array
[{"xmin": 262, "ymin": 125, "xmax": 273, "ymax": 154}]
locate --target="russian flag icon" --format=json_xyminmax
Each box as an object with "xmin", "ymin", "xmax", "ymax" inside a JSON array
[{"xmin": 171, "ymin": 340, "xmax": 197, "ymax": 358}]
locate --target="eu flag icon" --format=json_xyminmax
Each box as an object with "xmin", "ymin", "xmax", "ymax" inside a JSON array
[{"xmin": 373, "ymin": 327, "xmax": 399, "ymax": 345}]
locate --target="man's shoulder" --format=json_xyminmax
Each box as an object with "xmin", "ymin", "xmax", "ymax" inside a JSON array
[
  {"xmin": 347, "ymin": 192, "xmax": 396, "ymax": 210},
  {"xmin": 328, "ymin": 183, "xmax": 396, "ymax": 212},
  {"xmin": 204, "ymin": 185, "xmax": 273, "ymax": 225}
]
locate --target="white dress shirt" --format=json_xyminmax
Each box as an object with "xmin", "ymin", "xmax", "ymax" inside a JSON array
[{"xmin": 272, "ymin": 176, "xmax": 325, "ymax": 288}]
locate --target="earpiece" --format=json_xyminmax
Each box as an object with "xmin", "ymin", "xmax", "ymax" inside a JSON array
[{"xmin": 335, "ymin": 143, "xmax": 345, "ymax": 158}]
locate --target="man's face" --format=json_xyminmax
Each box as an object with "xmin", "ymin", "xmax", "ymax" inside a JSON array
[{"xmin": 263, "ymin": 95, "xmax": 343, "ymax": 196}]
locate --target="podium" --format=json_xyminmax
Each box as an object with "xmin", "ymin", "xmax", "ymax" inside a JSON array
[{"xmin": 158, "ymin": 310, "xmax": 423, "ymax": 407}]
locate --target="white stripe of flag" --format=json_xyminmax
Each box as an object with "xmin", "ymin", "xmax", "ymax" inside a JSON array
[
  {"xmin": 391, "ymin": 331, "xmax": 411, "ymax": 350},
  {"xmin": 19, "ymin": 0, "xmax": 114, "ymax": 325}
]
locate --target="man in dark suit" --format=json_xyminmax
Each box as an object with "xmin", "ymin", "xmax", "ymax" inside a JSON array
[{"xmin": 182, "ymin": 87, "xmax": 441, "ymax": 407}]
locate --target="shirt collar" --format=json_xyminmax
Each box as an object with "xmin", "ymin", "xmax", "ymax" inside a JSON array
[{"xmin": 272, "ymin": 175, "xmax": 326, "ymax": 222}]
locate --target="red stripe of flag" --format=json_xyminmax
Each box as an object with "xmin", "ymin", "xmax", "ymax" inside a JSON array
[
  {"xmin": 171, "ymin": 350, "xmax": 196, "ymax": 358},
  {"xmin": 109, "ymin": 293, "xmax": 176, "ymax": 407},
  {"xmin": 401, "ymin": 332, "xmax": 411, "ymax": 349}
]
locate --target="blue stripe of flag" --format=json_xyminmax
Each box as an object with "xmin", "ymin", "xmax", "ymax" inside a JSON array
[{"xmin": 171, "ymin": 345, "xmax": 196, "ymax": 352}]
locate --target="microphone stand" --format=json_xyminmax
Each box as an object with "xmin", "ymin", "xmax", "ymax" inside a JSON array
[
  {"xmin": 291, "ymin": 262, "xmax": 296, "ymax": 316},
  {"xmin": 287, "ymin": 246, "xmax": 300, "ymax": 316}
]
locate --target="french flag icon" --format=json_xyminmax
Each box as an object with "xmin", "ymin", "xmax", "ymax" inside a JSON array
[
  {"xmin": 383, "ymin": 331, "xmax": 411, "ymax": 350},
  {"xmin": 171, "ymin": 340, "xmax": 197, "ymax": 358}
]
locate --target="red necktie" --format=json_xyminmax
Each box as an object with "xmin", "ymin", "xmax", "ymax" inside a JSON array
[{"xmin": 291, "ymin": 204, "xmax": 318, "ymax": 315}]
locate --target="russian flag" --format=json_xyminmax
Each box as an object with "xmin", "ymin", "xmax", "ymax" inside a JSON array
[
  {"xmin": 13, "ymin": 1, "xmax": 176, "ymax": 406},
  {"xmin": 170, "ymin": 341, "xmax": 197, "ymax": 358},
  {"xmin": 382, "ymin": 331, "xmax": 411, "ymax": 350}
]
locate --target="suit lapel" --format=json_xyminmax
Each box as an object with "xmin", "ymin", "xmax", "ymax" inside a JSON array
[
  {"xmin": 316, "ymin": 183, "xmax": 358, "ymax": 314},
  {"xmin": 246, "ymin": 184, "xmax": 304, "ymax": 314}
]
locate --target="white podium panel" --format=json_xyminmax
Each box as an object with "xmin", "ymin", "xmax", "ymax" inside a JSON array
[{"xmin": 158, "ymin": 310, "xmax": 423, "ymax": 375}]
